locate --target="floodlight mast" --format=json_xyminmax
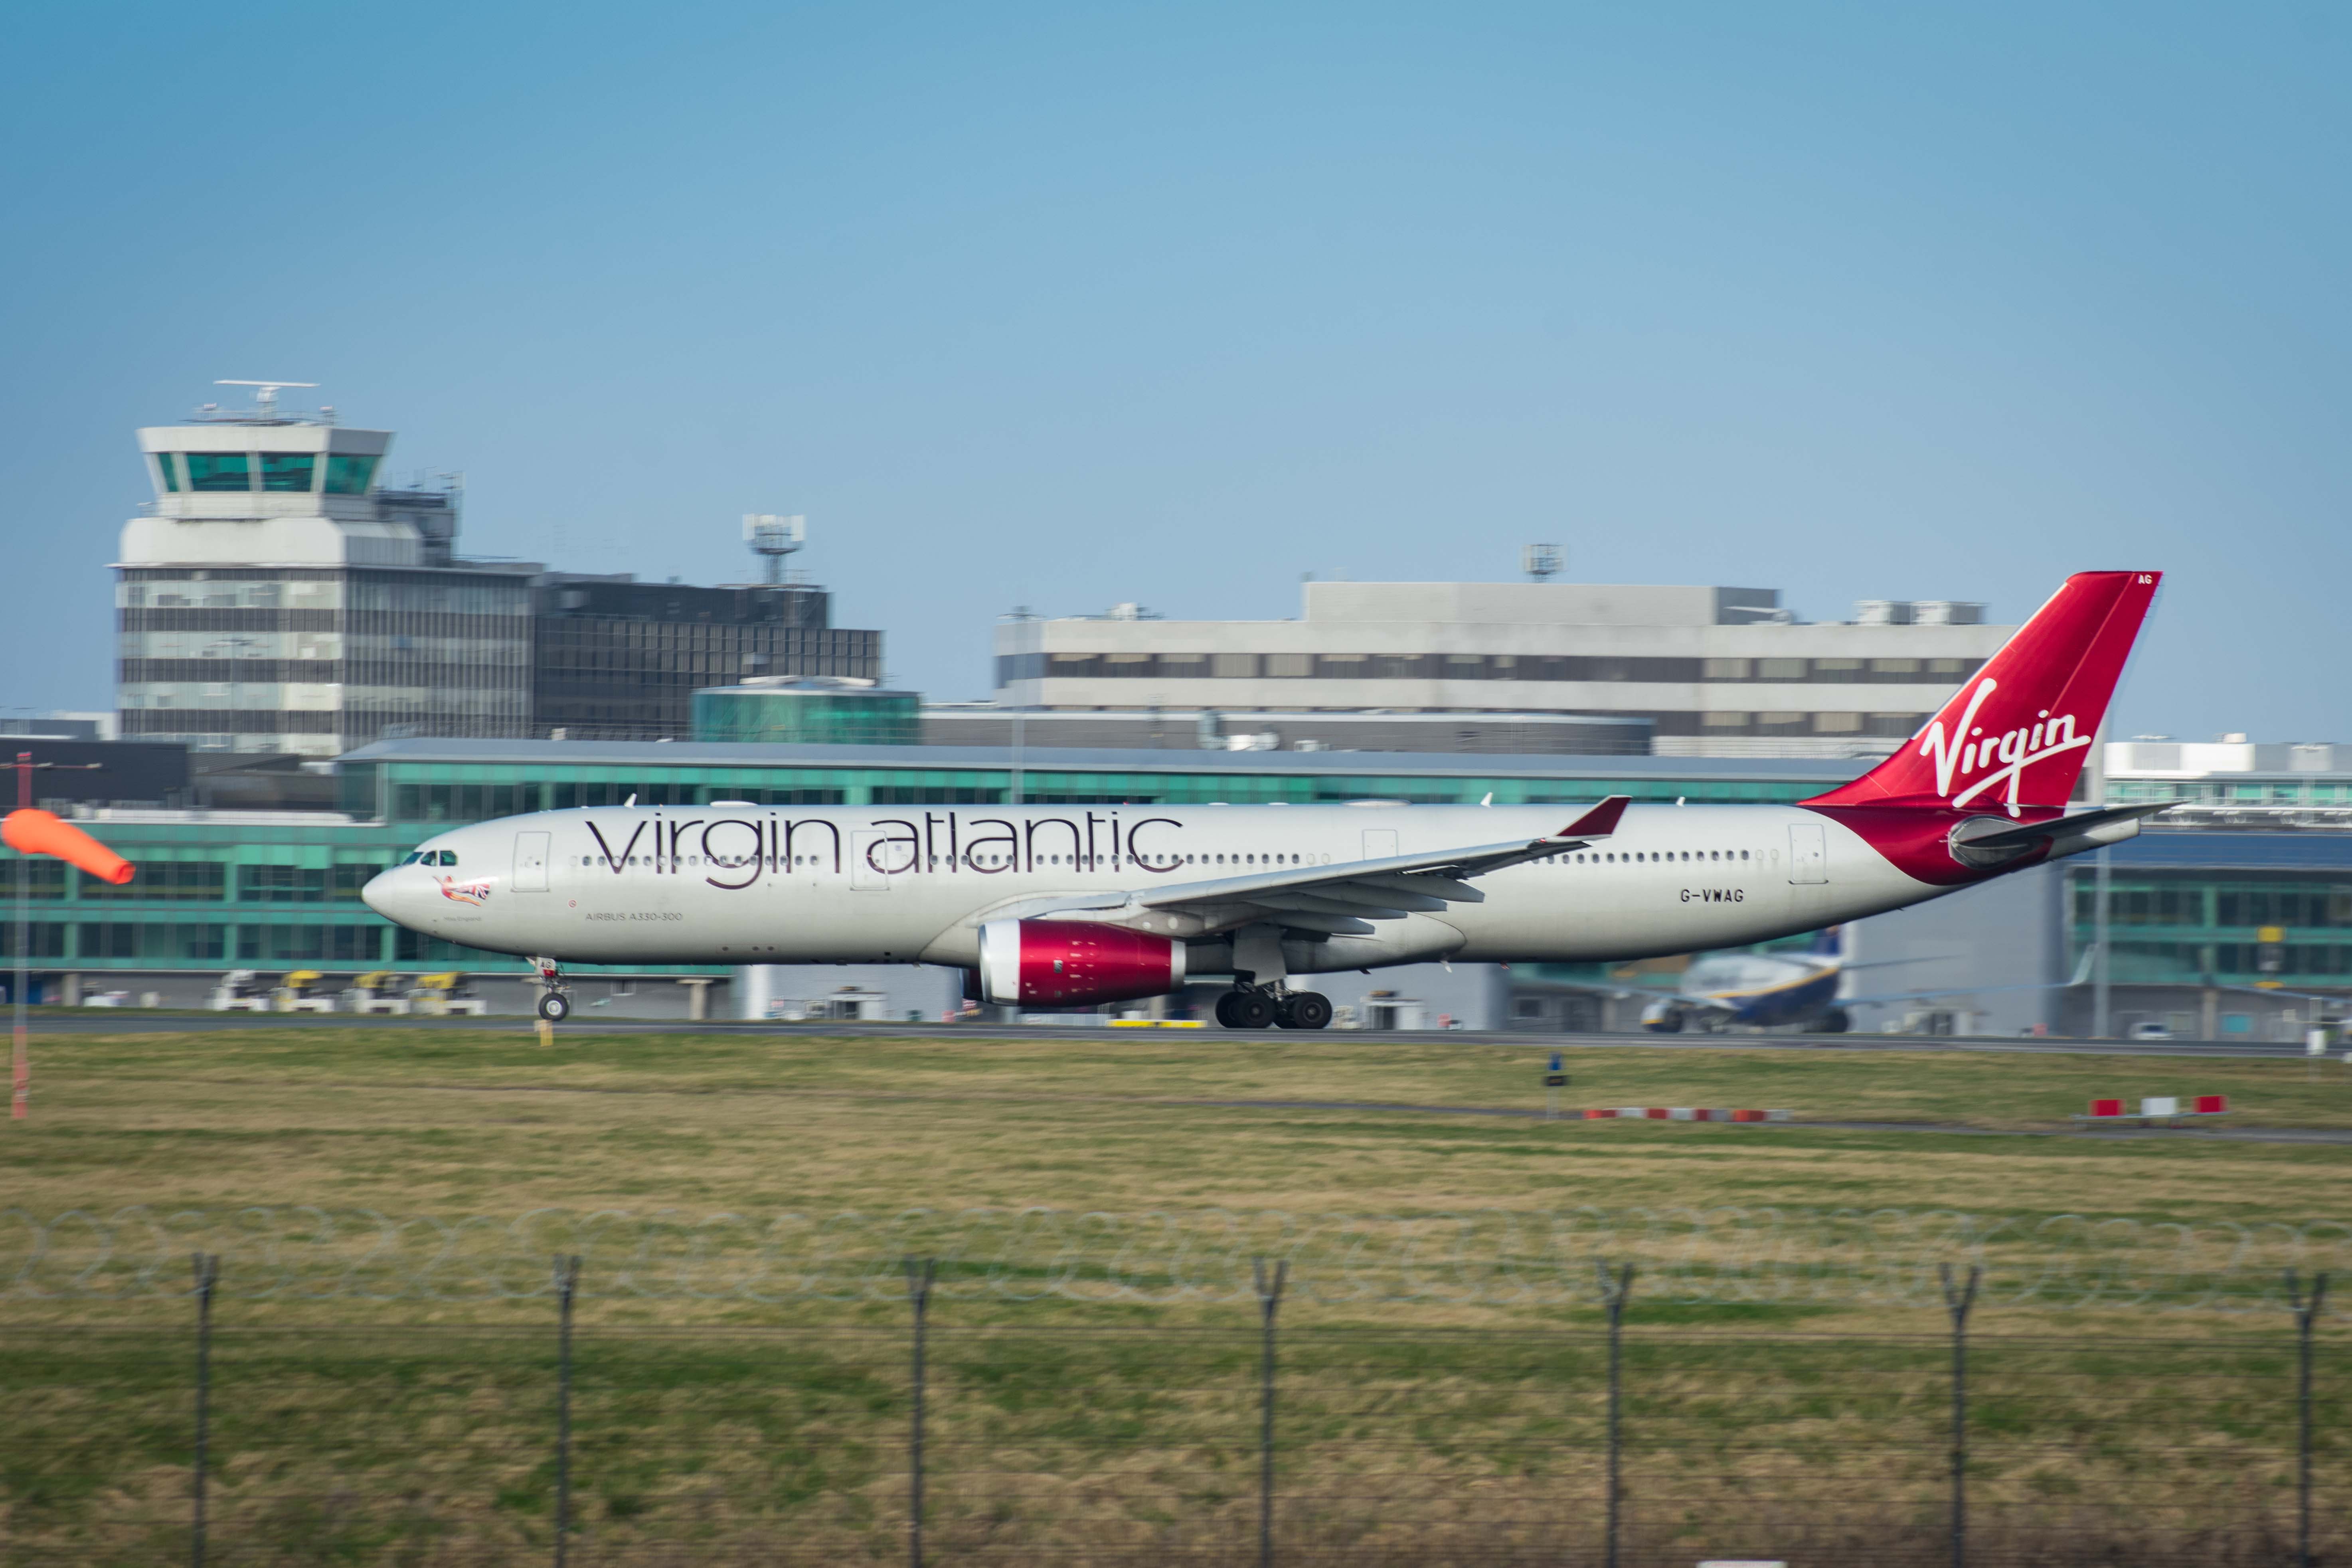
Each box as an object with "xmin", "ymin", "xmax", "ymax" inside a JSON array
[{"xmin": 743, "ymin": 514, "xmax": 807, "ymax": 586}]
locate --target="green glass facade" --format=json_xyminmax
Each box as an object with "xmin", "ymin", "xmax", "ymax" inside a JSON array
[
  {"xmin": 690, "ymin": 686, "xmax": 922, "ymax": 747},
  {"xmin": 20, "ymin": 739, "xmax": 2342, "ymax": 1000},
  {"xmin": 2064, "ymin": 864, "xmax": 2352, "ymax": 987}
]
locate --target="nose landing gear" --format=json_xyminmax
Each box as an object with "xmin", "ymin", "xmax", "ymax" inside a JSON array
[
  {"xmin": 529, "ymin": 958, "xmax": 571, "ymax": 1023},
  {"xmin": 1214, "ymin": 987, "xmax": 1332, "ymax": 1030}
]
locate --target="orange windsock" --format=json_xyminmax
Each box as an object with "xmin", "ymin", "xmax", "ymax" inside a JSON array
[{"xmin": 2, "ymin": 809, "xmax": 134, "ymax": 885}]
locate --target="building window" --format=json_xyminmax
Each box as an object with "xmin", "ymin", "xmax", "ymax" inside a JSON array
[
  {"xmin": 1814, "ymin": 712, "xmax": 1862, "ymax": 733},
  {"xmin": 1758, "ymin": 712, "xmax": 1806, "ymax": 728},
  {"xmin": 185, "ymin": 454, "xmax": 254, "ymax": 492},
  {"xmin": 323, "ymin": 454, "xmax": 380, "ymax": 495},
  {"xmin": 1702, "ymin": 712, "xmax": 1749, "ymax": 729},
  {"xmin": 239, "ymin": 865, "xmax": 332, "ymax": 904},
  {"xmin": 0, "ymin": 923, "xmax": 67, "ymax": 959},
  {"xmin": 1870, "ymin": 657, "xmax": 1919, "ymax": 675},
  {"xmin": 153, "ymin": 453, "xmax": 183, "ymax": 492},
  {"xmin": 1701, "ymin": 658, "xmax": 1751, "ymax": 679},
  {"xmin": 79, "ymin": 862, "xmax": 225, "ymax": 902},
  {"xmin": 1212, "ymin": 654, "xmax": 1259, "ymax": 678},
  {"xmin": 1264, "ymin": 654, "xmax": 1310, "ymax": 678},
  {"xmin": 1757, "ymin": 658, "xmax": 1806, "ymax": 681},
  {"xmin": 259, "ymin": 453, "xmax": 317, "ymax": 492}
]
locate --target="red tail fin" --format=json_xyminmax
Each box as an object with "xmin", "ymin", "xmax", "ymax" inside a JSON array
[{"xmin": 1804, "ymin": 571, "xmax": 2161, "ymax": 815}]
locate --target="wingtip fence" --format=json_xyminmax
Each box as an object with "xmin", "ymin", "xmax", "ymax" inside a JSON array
[{"xmin": 4, "ymin": 1202, "xmax": 2348, "ymax": 1312}]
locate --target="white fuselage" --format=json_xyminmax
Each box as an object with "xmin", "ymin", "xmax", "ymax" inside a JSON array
[{"xmin": 363, "ymin": 802, "xmax": 1945, "ymax": 975}]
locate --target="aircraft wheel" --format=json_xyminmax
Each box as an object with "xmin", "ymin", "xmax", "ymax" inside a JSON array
[
  {"xmin": 1821, "ymin": 1007, "xmax": 1850, "ymax": 1034},
  {"xmin": 1221, "ymin": 990, "xmax": 1276, "ymax": 1029},
  {"xmin": 1276, "ymin": 992, "xmax": 1333, "ymax": 1030},
  {"xmin": 537, "ymin": 991, "xmax": 570, "ymax": 1023}
]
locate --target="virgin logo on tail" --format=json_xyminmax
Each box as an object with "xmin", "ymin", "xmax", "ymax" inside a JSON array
[
  {"xmin": 1804, "ymin": 571, "xmax": 2161, "ymax": 815},
  {"xmin": 1915, "ymin": 678, "xmax": 2092, "ymax": 816}
]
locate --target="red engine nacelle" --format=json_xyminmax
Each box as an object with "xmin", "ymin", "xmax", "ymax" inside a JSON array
[{"xmin": 977, "ymin": 919, "xmax": 1186, "ymax": 1007}]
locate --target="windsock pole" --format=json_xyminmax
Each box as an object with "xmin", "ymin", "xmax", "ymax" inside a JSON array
[
  {"xmin": 12, "ymin": 752, "xmax": 29, "ymax": 1121},
  {"xmin": 5, "ymin": 756, "xmax": 128, "ymax": 1122}
]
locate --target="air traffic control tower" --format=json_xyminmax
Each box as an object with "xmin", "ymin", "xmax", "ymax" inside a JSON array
[{"xmin": 116, "ymin": 382, "xmax": 534, "ymax": 756}]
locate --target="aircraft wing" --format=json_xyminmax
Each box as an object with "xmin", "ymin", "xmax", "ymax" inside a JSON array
[{"xmin": 1027, "ymin": 796, "xmax": 1629, "ymax": 937}]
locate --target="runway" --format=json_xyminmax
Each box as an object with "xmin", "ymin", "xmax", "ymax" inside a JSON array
[{"xmin": 25, "ymin": 1007, "xmax": 2319, "ymax": 1059}]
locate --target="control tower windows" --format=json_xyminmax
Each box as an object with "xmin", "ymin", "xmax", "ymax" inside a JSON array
[
  {"xmin": 324, "ymin": 454, "xmax": 379, "ymax": 495},
  {"xmin": 153, "ymin": 454, "xmax": 183, "ymax": 492},
  {"xmin": 186, "ymin": 453, "xmax": 253, "ymax": 492},
  {"xmin": 259, "ymin": 453, "xmax": 316, "ymax": 492}
]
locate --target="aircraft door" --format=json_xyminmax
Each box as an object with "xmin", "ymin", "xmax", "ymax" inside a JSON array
[
  {"xmin": 1786, "ymin": 822, "xmax": 1827, "ymax": 885},
  {"xmin": 851, "ymin": 829, "xmax": 895, "ymax": 892},
  {"xmin": 1362, "ymin": 828, "xmax": 1399, "ymax": 862},
  {"xmin": 513, "ymin": 831, "xmax": 550, "ymax": 892}
]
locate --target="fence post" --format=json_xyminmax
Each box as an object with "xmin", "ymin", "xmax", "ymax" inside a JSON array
[
  {"xmin": 1597, "ymin": 1261, "xmax": 1635, "ymax": 1568},
  {"xmin": 2286, "ymin": 1270, "xmax": 2330, "ymax": 1568},
  {"xmin": 904, "ymin": 1257, "xmax": 935, "ymax": 1568},
  {"xmin": 1253, "ymin": 1256, "xmax": 1288, "ymax": 1568},
  {"xmin": 190, "ymin": 1252, "xmax": 217, "ymax": 1568},
  {"xmin": 552, "ymin": 1254, "xmax": 581, "ymax": 1568},
  {"xmin": 1938, "ymin": 1263, "xmax": 1982, "ymax": 1568}
]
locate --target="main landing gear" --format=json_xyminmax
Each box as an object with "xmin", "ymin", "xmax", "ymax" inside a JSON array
[
  {"xmin": 1215, "ymin": 987, "xmax": 1332, "ymax": 1030},
  {"xmin": 529, "ymin": 958, "xmax": 572, "ymax": 1023}
]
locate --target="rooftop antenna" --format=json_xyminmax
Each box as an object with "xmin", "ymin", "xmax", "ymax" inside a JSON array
[
  {"xmin": 1522, "ymin": 543, "xmax": 1563, "ymax": 581},
  {"xmin": 743, "ymin": 514, "xmax": 806, "ymax": 585},
  {"xmin": 215, "ymin": 380, "xmax": 317, "ymax": 418}
]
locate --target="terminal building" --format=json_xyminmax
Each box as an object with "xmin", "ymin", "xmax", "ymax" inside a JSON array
[{"xmin": 992, "ymin": 582, "xmax": 2010, "ymax": 758}]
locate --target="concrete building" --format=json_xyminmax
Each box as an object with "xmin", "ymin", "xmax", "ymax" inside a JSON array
[
  {"xmin": 532, "ymin": 576, "xmax": 882, "ymax": 741},
  {"xmin": 114, "ymin": 385, "xmax": 888, "ymax": 753},
  {"xmin": 118, "ymin": 386, "xmax": 535, "ymax": 755},
  {"xmin": 993, "ymin": 583, "xmax": 2010, "ymax": 759}
]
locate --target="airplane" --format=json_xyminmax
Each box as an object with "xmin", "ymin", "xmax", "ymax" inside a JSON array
[
  {"xmin": 363, "ymin": 570, "xmax": 2168, "ymax": 1029},
  {"xmin": 1633, "ymin": 925, "xmax": 2099, "ymax": 1035}
]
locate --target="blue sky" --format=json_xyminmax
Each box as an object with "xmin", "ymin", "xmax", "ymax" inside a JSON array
[{"xmin": 3, "ymin": 1, "xmax": 2345, "ymax": 737}]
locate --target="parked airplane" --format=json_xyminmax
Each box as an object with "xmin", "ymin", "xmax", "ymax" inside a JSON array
[
  {"xmin": 364, "ymin": 571, "xmax": 2166, "ymax": 1029},
  {"xmin": 1633, "ymin": 925, "xmax": 2097, "ymax": 1035}
]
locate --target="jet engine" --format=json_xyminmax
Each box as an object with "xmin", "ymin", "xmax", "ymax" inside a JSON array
[{"xmin": 977, "ymin": 919, "xmax": 1186, "ymax": 1007}]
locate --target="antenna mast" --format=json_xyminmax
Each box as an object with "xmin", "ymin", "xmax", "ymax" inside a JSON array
[
  {"xmin": 1522, "ymin": 543, "xmax": 1563, "ymax": 582},
  {"xmin": 743, "ymin": 514, "xmax": 807, "ymax": 586}
]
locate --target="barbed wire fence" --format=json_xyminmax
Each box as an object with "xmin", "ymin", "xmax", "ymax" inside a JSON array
[{"xmin": 5, "ymin": 1202, "xmax": 2349, "ymax": 1312}]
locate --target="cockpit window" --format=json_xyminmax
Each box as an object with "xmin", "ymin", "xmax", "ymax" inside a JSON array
[
  {"xmin": 437, "ymin": 850, "xmax": 458, "ymax": 866},
  {"xmin": 401, "ymin": 852, "xmax": 421, "ymax": 865}
]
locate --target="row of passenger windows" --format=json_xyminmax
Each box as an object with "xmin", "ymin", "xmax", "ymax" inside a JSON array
[{"xmin": 577, "ymin": 848, "xmax": 1751, "ymax": 870}]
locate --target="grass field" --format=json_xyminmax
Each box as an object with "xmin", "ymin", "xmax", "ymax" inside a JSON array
[
  {"xmin": 10, "ymin": 1023, "xmax": 2352, "ymax": 1224},
  {"xmin": 2, "ymin": 1026, "xmax": 2346, "ymax": 1562}
]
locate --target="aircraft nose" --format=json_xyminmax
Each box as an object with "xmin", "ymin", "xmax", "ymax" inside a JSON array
[{"xmin": 362, "ymin": 867, "xmax": 400, "ymax": 919}]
